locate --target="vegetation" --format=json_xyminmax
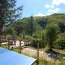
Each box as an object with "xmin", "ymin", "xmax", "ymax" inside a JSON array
[
  {"xmin": 0, "ymin": 3, "xmax": 65, "ymax": 64},
  {"xmin": 0, "ymin": 0, "xmax": 23, "ymax": 48},
  {"xmin": 3, "ymin": 13, "xmax": 65, "ymax": 50},
  {"xmin": 1, "ymin": 0, "xmax": 65, "ymax": 65},
  {"xmin": 46, "ymin": 23, "xmax": 60, "ymax": 50},
  {"xmin": 0, "ymin": 0, "xmax": 23, "ymax": 34},
  {"xmin": 2, "ymin": 13, "xmax": 65, "ymax": 65}
]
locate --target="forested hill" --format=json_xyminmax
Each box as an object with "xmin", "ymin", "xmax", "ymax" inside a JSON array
[{"xmin": 4, "ymin": 13, "xmax": 65, "ymax": 36}]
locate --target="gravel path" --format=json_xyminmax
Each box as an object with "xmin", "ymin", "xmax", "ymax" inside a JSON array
[{"xmin": 21, "ymin": 48, "xmax": 54, "ymax": 61}]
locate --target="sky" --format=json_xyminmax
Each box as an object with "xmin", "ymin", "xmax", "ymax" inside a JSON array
[{"xmin": 16, "ymin": 0, "xmax": 65, "ymax": 18}]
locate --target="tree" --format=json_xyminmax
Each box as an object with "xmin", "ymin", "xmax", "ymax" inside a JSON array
[
  {"xmin": 0, "ymin": 0, "xmax": 22, "ymax": 47},
  {"xmin": 0, "ymin": 0, "xmax": 23, "ymax": 34},
  {"xmin": 41, "ymin": 30, "xmax": 47, "ymax": 47},
  {"xmin": 12, "ymin": 21, "xmax": 23, "ymax": 36},
  {"xmin": 46, "ymin": 23, "xmax": 60, "ymax": 50},
  {"xmin": 28, "ymin": 15, "xmax": 34, "ymax": 36},
  {"xmin": 32, "ymin": 31, "xmax": 42, "ymax": 48},
  {"xmin": 56, "ymin": 32, "xmax": 65, "ymax": 49}
]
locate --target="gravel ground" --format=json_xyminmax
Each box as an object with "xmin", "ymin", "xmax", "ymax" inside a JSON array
[{"xmin": 21, "ymin": 48, "xmax": 54, "ymax": 61}]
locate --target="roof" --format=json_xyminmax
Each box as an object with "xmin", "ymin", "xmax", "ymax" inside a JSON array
[{"xmin": 0, "ymin": 47, "xmax": 36, "ymax": 65}]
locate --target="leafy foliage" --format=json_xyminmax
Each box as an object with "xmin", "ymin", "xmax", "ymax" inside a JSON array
[
  {"xmin": 4, "ymin": 13, "xmax": 65, "ymax": 49},
  {"xmin": 46, "ymin": 23, "xmax": 60, "ymax": 50},
  {"xmin": 0, "ymin": 0, "xmax": 23, "ymax": 34}
]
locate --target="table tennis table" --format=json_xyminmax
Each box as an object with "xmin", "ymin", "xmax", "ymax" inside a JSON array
[{"xmin": 0, "ymin": 47, "xmax": 36, "ymax": 65}]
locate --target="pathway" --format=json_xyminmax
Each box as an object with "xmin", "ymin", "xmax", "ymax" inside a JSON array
[{"xmin": 21, "ymin": 48, "xmax": 56, "ymax": 61}]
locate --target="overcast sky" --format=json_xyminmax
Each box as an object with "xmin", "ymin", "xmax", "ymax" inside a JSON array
[{"xmin": 16, "ymin": 0, "xmax": 65, "ymax": 18}]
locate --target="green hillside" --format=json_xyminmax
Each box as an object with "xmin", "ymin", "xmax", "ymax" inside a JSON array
[
  {"xmin": 4, "ymin": 13, "xmax": 65, "ymax": 49},
  {"xmin": 4, "ymin": 13, "xmax": 65, "ymax": 35}
]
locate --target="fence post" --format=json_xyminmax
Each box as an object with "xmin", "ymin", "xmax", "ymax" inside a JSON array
[
  {"xmin": 20, "ymin": 40, "xmax": 21, "ymax": 54},
  {"xmin": 37, "ymin": 42, "xmax": 39, "ymax": 65},
  {"xmin": 8, "ymin": 39, "xmax": 10, "ymax": 50}
]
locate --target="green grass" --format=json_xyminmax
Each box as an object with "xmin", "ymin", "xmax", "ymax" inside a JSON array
[
  {"xmin": 1, "ymin": 44, "xmax": 8, "ymax": 49},
  {"xmin": 53, "ymin": 49, "xmax": 65, "ymax": 54},
  {"xmin": 13, "ymin": 48, "xmax": 20, "ymax": 53},
  {"xmin": 26, "ymin": 46, "xmax": 36, "ymax": 49}
]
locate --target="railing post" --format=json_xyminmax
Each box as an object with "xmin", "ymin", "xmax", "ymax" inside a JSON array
[
  {"xmin": 0, "ymin": 35, "xmax": 1, "ymax": 47},
  {"xmin": 20, "ymin": 40, "xmax": 21, "ymax": 54},
  {"xmin": 8, "ymin": 39, "xmax": 10, "ymax": 50},
  {"xmin": 37, "ymin": 42, "xmax": 39, "ymax": 65}
]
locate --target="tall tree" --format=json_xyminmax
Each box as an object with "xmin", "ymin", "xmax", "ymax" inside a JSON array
[
  {"xmin": 0, "ymin": 0, "xmax": 23, "ymax": 34},
  {"xmin": 28, "ymin": 15, "xmax": 34, "ymax": 36},
  {"xmin": 56, "ymin": 32, "xmax": 65, "ymax": 49},
  {"xmin": 46, "ymin": 23, "xmax": 60, "ymax": 50}
]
